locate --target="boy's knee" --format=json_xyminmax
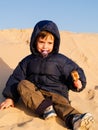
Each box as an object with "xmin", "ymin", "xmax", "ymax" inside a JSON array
[
  {"xmin": 17, "ymin": 80, "xmax": 36, "ymax": 92},
  {"xmin": 17, "ymin": 80, "xmax": 28, "ymax": 91}
]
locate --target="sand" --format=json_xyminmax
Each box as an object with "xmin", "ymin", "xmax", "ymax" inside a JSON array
[{"xmin": 0, "ymin": 29, "xmax": 98, "ymax": 130}]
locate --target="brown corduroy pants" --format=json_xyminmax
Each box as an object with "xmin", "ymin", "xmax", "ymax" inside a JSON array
[{"xmin": 17, "ymin": 80, "xmax": 80, "ymax": 122}]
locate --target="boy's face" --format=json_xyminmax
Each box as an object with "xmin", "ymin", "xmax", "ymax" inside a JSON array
[{"xmin": 36, "ymin": 35, "xmax": 54, "ymax": 57}]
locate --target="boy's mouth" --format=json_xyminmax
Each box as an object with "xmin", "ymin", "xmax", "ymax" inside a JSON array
[{"xmin": 41, "ymin": 50, "xmax": 49, "ymax": 57}]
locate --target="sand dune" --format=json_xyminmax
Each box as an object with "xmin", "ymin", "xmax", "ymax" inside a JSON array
[{"xmin": 0, "ymin": 29, "xmax": 98, "ymax": 130}]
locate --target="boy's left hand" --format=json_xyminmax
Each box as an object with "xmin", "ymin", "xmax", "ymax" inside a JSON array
[{"xmin": 73, "ymin": 79, "xmax": 82, "ymax": 89}]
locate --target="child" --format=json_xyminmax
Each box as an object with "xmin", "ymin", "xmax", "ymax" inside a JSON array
[{"xmin": 0, "ymin": 20, "xmax": 94, "ymax": 129}]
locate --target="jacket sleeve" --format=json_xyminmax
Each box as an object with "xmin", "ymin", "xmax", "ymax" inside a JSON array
[
  {"xmin": 2, "ymin": 59, "xmax": 27, "ymax": 103},
  {"xmin": 63, "ymin": 57, "xmax": 87, "ymax": 92}
]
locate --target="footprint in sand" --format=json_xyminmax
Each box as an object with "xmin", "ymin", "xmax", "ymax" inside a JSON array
[
  {"xmin": 87, "ymin": 89, "xmax": 95, "ymax": 100},
  {"xmin": 94, "ymin": 86, "xmax": 98, "ymax": 90}
]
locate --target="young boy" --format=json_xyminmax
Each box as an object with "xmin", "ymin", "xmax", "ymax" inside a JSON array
[{"xmin": 0, "ymin": 20, "xmax": 94, "ymax": 129}]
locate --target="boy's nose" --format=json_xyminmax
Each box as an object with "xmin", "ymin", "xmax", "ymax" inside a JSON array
[{"xmin": 43, "ymin": 43, "xmax": 48, "ymax": 48}]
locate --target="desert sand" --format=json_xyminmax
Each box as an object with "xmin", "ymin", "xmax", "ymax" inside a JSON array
[{"xmin": 0, "ymin": 29, "xmax": 98, "ymax": 130}]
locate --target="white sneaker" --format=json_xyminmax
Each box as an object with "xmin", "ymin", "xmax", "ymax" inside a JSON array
[
  {"xmin": 43, "ymin": 105, "xmax": 57, "ymax": 120},
  {"xmin": 73, "ymin": 113, "xmax": 94, "ymax": 130}
]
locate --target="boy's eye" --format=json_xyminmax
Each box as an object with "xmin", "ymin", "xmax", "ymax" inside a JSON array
[
  {"xmin": 39, "ymin": 41, "xmax": 44, "ymax": 43},
  {"xmin": 48, "ymin": 42, "xmax": 53, "ymax": 44}
]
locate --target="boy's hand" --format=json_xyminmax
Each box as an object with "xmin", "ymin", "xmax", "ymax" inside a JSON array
[
  {"xmin": 0, "ymin": 98, "xmax": 14, "ymax": 110},
  {"xmin": 71, "ymin": 70, "xmax": 82, "ymax": 90},
  {"xmin": 73, "ymin": 79, "xmax": 82, "ymax": 89}
]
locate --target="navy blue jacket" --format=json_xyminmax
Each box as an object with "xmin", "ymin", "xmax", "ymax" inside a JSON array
[{"xmin": 2, "ymin": 20, "xmax": 86, "ymax": 102}]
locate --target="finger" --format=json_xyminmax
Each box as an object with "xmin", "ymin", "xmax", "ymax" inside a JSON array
[
  {"xmin": 0, "ymin": 102, "xmax": 5, "ymax": 109},
  {"xmin": 11, "ymin": 104, "xmax": 14, "ymax": 107},
  {"xmin": 0, "ymin": 104, "xmax": 7, "ymax": 110},
  {"xmin": 0, "ymin": 103, "xmax": 11, "ymax": 110}
]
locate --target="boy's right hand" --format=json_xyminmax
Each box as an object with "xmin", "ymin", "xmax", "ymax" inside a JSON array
[
  {"xmin": 71, "ymin": 70, "xmax": 82, "ymax": 90},
  {"xmin": 0, "ymin": 98, "xmax": 14, "ymax": 110}
]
